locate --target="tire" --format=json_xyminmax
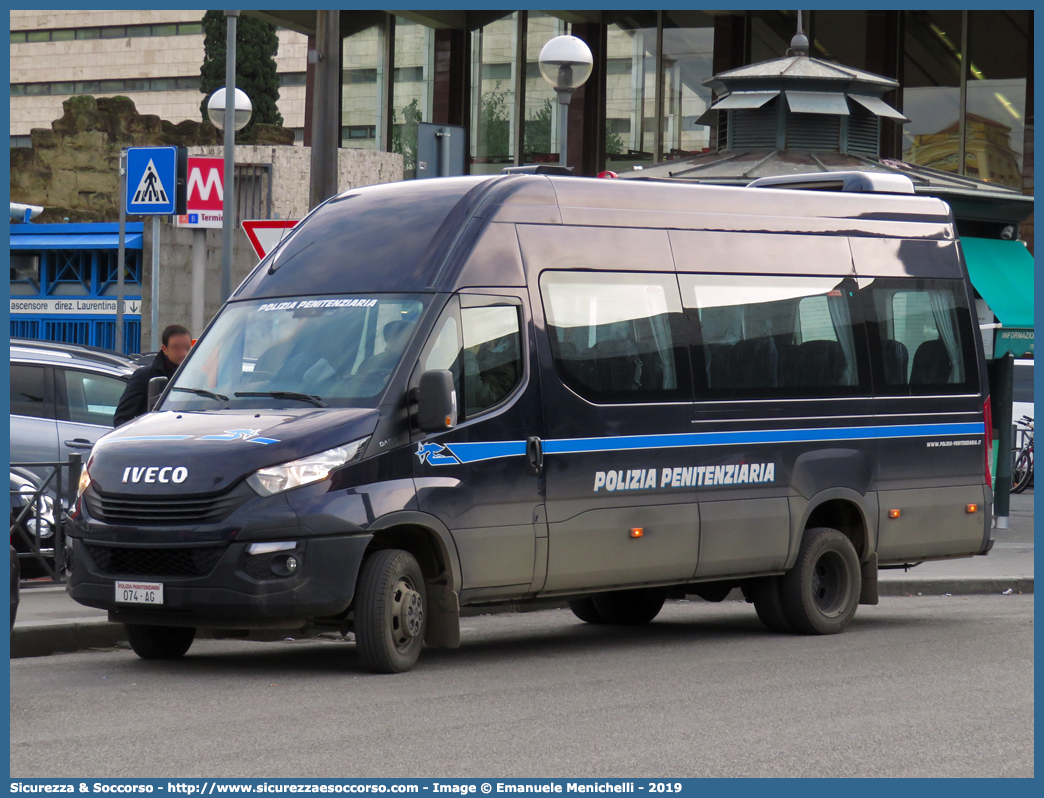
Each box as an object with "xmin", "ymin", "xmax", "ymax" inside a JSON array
[
  {"xmin": 591, "ymin": 587, "xmax": 666, "ymax": 625},
  {"xmin": 780, "ymin": 527, "xmax": 861, "ymax": 635},
  {"xmin": 742, "ymin": 577, "xmax": 793, "ymax": 633},
  {"xmin": 354, "ymin": 549, "xmax": 427, "ymax": 674},
  {"xmin": 568, "ymin": 597, "xmax": 605, "ymax": 624},
  {"xmin": 125, "ymin": 624, "xmax": 196, "ymax": 660},
  {"xmin": 1012, "ymin": 450, "xmax": 1032, "ymax": 494}
]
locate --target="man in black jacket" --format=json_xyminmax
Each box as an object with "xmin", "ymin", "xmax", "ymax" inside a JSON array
[{"xmin": 113, "ymin": 324, "xmax": 193, "ymax": 427}]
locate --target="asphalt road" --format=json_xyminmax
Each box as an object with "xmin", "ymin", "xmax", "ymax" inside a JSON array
[{"xmin": 10, "ymin": 595, "xmax": 1033, "ymax": 778}]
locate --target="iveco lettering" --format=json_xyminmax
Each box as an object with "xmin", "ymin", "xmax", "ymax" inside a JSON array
[{"xmin": 68, "ymin": 173, "xmax": 995, "ymax": 673}]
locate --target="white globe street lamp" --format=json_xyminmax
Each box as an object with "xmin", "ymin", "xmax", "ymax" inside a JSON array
[
  {"xmin": 207, "ymin": 87, "xmax": 253, "ymax": 132},
  {"xmin": 537, "ymin": 35, "xmax": 593, "ymax": 168}
]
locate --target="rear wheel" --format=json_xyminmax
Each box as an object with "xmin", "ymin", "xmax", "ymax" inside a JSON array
[
  {"xmin": 354, "ymin": 549, "xmax": 427, "ymax": 673},
  {"xmin": 568, "ymin": 597, "xmax": 605, "ymax": 624},
  {"xmin": 780, "ymin": 527, "xmax": 861, "ymax": 635},
  {"xmin": 742, "ymin": 577, "xmax": 793, "ymax": 633},
  {"xmin": 125, "ymin": 624, "xmax": 196, "ymax": 659},
  {"xmin": 591, "ymin": 587, "xmax": 666, "ymax": 625}
]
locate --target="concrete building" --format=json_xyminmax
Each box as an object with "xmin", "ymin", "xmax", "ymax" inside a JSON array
[{"xmin": 9, "ymin": 10, "xmax": 309, "ymax": 146}]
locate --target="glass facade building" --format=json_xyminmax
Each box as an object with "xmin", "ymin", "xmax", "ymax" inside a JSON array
[{"xmin": 263, "ymin": 9, "xmax": 1032, "ymax": 245}]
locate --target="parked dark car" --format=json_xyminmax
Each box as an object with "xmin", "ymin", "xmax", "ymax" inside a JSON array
[{"xmin": 10, "ymin": 339, "xmax": 135, "ymax": 484}]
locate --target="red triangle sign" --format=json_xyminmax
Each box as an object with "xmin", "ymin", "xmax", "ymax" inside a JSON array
[{"xmin": 241, "ymin": 219, "xmax": 299, "ymax": 260}]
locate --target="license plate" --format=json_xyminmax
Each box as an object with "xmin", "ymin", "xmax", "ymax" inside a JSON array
[{"xmin": 115, "ymin": 580, "xmax": 163, "ymax": 605}]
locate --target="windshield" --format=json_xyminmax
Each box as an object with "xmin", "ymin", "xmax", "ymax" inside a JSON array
[{"xmin": 163, "ymin": 294, "xmax": 428, "ymax": 411}]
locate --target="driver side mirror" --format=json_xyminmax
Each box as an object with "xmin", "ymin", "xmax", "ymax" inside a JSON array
[
  {"xmin": 147, "ymin": 376, "xmax": 168, "ymax": 411},
  {"xmin": 415, "ymin": 370, "xmax": 456, "ymax": 432}
]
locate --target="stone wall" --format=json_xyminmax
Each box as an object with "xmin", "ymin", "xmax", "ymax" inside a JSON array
[
  {"xmin": 8, "ymin": 94, "xmax": 294, "ymax": 223},
  {"xmin": 11, "ymin": 95, "xmax": 402, "ymax": 224}
]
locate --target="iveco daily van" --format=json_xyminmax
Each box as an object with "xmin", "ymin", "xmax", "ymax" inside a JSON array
[{"xmin": 68, "ymin": 173, "xmax": 994, "ymax": 672}]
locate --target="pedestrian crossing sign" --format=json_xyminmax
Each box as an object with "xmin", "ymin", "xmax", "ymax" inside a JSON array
[{"xmin": 126, "ymin": 146, "xmax": 177, "ymax": 215}]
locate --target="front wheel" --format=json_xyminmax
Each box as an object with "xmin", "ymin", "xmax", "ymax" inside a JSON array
[
  {"xmin": 354, "ymin": 549, "xmax": 427, "ymax": 673},
  {"xmin": 125, "ymin": 624, "xmax": 196, "ymax": 659},
  {"xmin": 780, "ymin": 527, "xmax": 861, "ymax": 635}
]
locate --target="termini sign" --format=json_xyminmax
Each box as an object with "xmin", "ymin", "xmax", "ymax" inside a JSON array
[{"xmin": 175, "ymin": 156, "xmax": 224, "ymax": 229}]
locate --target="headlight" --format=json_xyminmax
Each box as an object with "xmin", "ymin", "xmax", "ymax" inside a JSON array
[
  {"xmin": 246, "ymin": 438, "xmax": 369, "ymax": 496},
  {"xmin": 77, "ymin": 467, "xmax": 92, "ymax": 499}
]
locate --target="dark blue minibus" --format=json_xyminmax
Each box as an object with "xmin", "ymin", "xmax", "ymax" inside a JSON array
[{"xmin": 68, "ymin": 174, "xmax": 994, "ymax": 672}]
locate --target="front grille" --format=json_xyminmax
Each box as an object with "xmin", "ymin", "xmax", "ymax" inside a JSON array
[
  {"xmin": 84, "ymin": 485, "xmax": 250, "ymax": 527},
  {"xmin": 86, "ymin": 544, "xmax": 226, "ymax": 577}
]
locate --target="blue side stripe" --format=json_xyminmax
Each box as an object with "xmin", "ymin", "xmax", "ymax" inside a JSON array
[
  {"xmin": 446, "ymin": 440, "xmax": 527, "ymax": 463},
  {"xmin": 542, "ymin": 422, "xmax": 985, "ymax": 455},
  {"xmin": 440, "ymin": 422, "xmax": 984, "ymax": 464}
]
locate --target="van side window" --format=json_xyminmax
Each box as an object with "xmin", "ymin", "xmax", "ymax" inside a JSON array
[
  {"xmin": 540, "ymin": 272, "xmax": 686, "ymax": 404},
  {"xmin": 680, "ymin": 274, "xmax": 867, "ymax": 397},
  {"xmin": 460, "ymin": 305, "xmax": 522, "ymax": 417},
  {"xmin": 863, "ymin": 278, "xmax": 973, "ymax": 392},
  {"xmin": 420, "ymin": 301, "xmax": 524, "ymax": 421}
]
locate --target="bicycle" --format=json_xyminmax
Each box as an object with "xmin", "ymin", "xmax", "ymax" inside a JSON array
[{"xmin": 1011, "ymin": 416, "xmax": 1034, "ymax": 494}]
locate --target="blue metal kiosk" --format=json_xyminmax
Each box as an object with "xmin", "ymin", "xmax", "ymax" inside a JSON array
[{"xmin": 9, "ymin": 222, "xmax": 143, "ymax": 354}]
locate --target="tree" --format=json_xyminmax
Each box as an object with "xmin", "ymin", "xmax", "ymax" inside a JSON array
[
  {"xmin": 391, "ymin": 98, "xmax": 423, "ymax": 173},
  {"xmin": 605, "ymin": 126, "xmax": 625, "ymax": 156},
  {"xmin": 524, "ymin": 97, "xmax": 554, "ymax": 158},
  {"xmin": 199, "ymin": 11, "xmax": 283, "ymax": 142},
  {"xmin": 476, "ymin": 81, "xmax": 510, "ymax": 160}
]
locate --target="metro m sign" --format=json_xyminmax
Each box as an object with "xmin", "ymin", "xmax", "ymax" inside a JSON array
[{"xmin": 175, "ymin": 156, "xmax": 224, "ymax": 228}]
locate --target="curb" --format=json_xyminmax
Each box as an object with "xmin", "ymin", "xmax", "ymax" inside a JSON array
[
  {"xmin": 11, "ymin": 618, "xmax": 127, "ymax": 659},
  {"xmin": 877, "ymin": 576, "xmax": 1033, "ymax": 596},
  {"xmin": 10, "ymin": 577, "xmax": 1033, "ymax": 658}
]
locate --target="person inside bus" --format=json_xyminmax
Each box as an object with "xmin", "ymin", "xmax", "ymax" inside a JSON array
[{"xmin": 463, "ymin": 334, "xmax": 519, "ymax": 413}]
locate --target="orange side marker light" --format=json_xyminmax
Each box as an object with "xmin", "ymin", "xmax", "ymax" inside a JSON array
[
  {"xmin": 629, "ymin": 527, "xmax": 644, "ymax": 538},
  {"xmin": 888, "ymin": 509, "xmax": 901, "ymax": 519}
]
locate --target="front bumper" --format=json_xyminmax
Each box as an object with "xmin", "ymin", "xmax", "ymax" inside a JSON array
[{"xmin": 67, "ymin": 534, "xmax": 372, "ymax": 629}]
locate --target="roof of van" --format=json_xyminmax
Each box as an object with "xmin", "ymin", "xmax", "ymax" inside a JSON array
[{"xmin": 232, "ymin": 175, "xmax": 957, "ymax": 299}]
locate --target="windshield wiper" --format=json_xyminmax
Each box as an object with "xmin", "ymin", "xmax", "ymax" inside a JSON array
[
  {"xmin": 172, "ymin": 386, "xmax": 229, "ymax": 402},
  {"xmin": 234, "ymin": 391, "xmax": 328, "ymax": 408}
]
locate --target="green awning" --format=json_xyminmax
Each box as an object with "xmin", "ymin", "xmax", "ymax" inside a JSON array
[{"xmin": 961, "ymin": 236, "xmax": 1035, "ymax": 329}]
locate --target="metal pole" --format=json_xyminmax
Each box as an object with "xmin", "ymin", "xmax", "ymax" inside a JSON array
[
  {"xmin": 557, "ymin": 89, "xmax": 573, "ymax": 167},
  {"xmin": 993, "ymin": 352, "xmax": 1015, "ymax": 528},
  {"xmin": 116, "ymin": 149, "xmax": 126, "ymax": 353},
  {"xmin": 438, "ymin": 129, "xmax": 451, "ymax": 177},
  {"xmin": 559, "ymin": 98, "xmax": 568, "ymax": 166},
  {"xmin": 150, "ymin": 215, "xmax": 160, "ymax": 350},
  {"xmin": 653, "ymin": 11, "xmax": 664, "ymax": 164},
  {"xmin": 191, "ymin": 227, "xmax": 206, "ymax": 333},
  {"xmin": 957, "ymin": 10, "xmax": 968, "ymax": 177},
  {"xmin": 221, "ymin": 10, "xmax": 240, "ymax": 302},
  {"xmin": 309, "ymin": 10, "xmax": 341, "ymax": 209},
  {"xmin": 62, "ymin": 452, "xmax": 83, "ymax": 576}
]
